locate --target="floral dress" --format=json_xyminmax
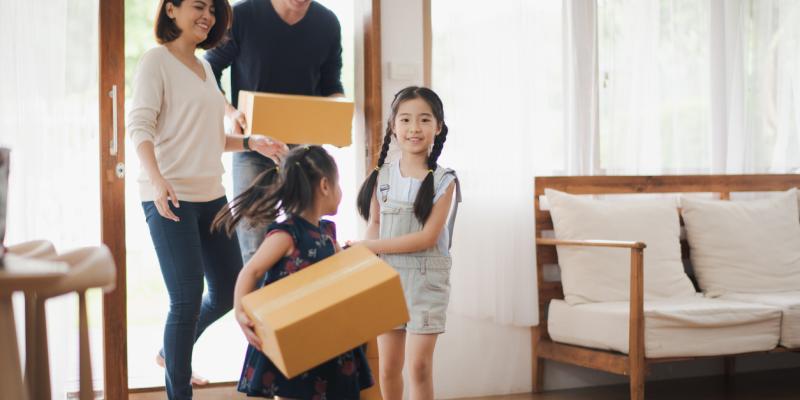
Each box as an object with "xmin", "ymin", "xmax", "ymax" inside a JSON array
[{"xmin": 237, "ymin": 215, "xmax": 374, "ymax": 399}]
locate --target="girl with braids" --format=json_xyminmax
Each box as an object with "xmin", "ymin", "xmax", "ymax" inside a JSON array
[
  {"xmin": 350, "ymin": 86, "xmax": 461, "ymax": 400},
  {"xmin": 213, "ymin": 145, "xmax": 373, "ymax": 399}
]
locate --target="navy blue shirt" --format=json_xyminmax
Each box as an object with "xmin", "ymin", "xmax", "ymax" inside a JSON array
[{"xmin": 205, "ymin": 0, "xmax": 344, "ymax": 108}]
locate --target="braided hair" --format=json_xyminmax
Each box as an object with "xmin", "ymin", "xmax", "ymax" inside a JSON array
[
  {"xmin": 213, "ymin": 145, "xmax": 338, "ymax": 236},
  {"xmin": 357, "ymin": 86, "xmax": 449, "ymax": 224}
]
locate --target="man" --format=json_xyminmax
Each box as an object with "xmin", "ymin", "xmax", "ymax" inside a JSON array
[{"xmin": 206, "ymin": 0, "xmax": 344, "ymax": 264}]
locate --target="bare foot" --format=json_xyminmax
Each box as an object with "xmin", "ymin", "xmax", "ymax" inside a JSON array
[{"xmin": 155, "ymin": 353, "xmax": 210, "ymax": 386}]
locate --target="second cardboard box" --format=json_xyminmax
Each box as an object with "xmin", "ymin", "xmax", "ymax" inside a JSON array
[
  {"xmin": 238, "ymin": 91, "xmax": 354, "ymax": 147},
  {"xmin": 241, "ymin": 245, "xmax": 408, "ymax": 378}
]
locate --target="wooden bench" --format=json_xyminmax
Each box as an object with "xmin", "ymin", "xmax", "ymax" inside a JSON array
[{"xmin": 531, "ymin": 174, "xmax": 800, "ymax": 400}]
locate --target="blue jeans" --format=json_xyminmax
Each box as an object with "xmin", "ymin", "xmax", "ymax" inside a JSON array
[
  {"xmin": 232, "ymin": 151, "xmax": 276, "ymax": 264},
  {"xmin": 142, "ymin": 196, "xmax": 243, "ymax": 400}
]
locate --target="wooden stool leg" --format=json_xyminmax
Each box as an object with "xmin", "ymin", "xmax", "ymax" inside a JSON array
[
  {"xmin": 25, "ymin": 295, "xmax": 52, "ymax": 400},
  {"xmin": 24, "ymin": 294, "xmax": 37, "ymax": 396},
  {"xmin": 1, "ymin": 293, "xmax": 29, "ymax": 400},
  {"xmin": 36, "ymin": 300, "xmax": 52, "ymax": 400},
  {"xmin": 531, "ymin": 326, "xmax": 544, "ymax": 393},
  {"xmin": 78, "ymin": 291, "xmax": 94, "ymax": 400}
]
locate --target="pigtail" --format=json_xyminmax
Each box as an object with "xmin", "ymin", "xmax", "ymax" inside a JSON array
[
  {"xmin": 283, "ymin": 158, "xmax": 315, "ymax": 216},
  {"xmin": 213, "ymin": 146, "xmax": 339, "ymax": 236},
  {"xmin": 413, "ymin": 122, "xmax": 448, "ymax": 223},
  {"xmin": 212, "ymin": 166, "xmax": 282, "ymax": 237},
  {"xmin": 357, "ymin": 126, "xmax": 394, "ymax": 220}
]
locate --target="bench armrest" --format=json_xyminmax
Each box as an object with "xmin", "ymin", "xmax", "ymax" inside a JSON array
[
  {"xmin": 536, "ymin": 236, "xmax": 646, "ymax": 367},
  {"xmin": 536, "ymin": 238, "xmax": 646, "ymax": 249}
]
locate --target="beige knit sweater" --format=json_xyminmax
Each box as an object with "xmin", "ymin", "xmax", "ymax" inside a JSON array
[{"xmin": 127, "ymin": 46, "xmax": 226, "ymax": 202}]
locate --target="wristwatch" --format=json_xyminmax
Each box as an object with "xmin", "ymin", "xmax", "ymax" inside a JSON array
[{"xmin": 243, "ymin": 136, "xmax": 251, "ymax": 151}]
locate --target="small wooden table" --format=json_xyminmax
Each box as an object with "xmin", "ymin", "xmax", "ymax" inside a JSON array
[{"xmin": 0, "ymin": 256, "xmax": 67, "ymax": 400}]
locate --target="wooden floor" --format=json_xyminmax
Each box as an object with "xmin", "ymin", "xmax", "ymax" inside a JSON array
[
  {"xmin": 129, "ymin": 367, "xmax": 800, "ymax": 400},
  {"xmin": 464, "ymin": 368, "xmax": 800, "ymax": 400}
]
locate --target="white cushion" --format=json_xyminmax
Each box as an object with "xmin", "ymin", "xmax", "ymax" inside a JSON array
[
  {"xmin": 721, "ymin": 291, "xmax": 800, "ymax": 348},
  {"xmin": 545, "ymin": 189, "xmax": 697, "ymax": 304},
  {"xmin": 681, "ymin": 189, "xmax": 800, "ymax": 296},
  {"xmin": 547, "ymin": 298, "xmax": 782, "ymax": 357}
]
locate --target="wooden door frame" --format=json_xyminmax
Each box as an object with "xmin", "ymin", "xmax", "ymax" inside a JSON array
[
  {"xmin": 364, "ymin": 0, "xmax": 384, "ymax": 168},
  {"xmin": 97, "ymin": 0, "xmax": 383, "ymax": 397},
  {"xmin": 99, "ymin": 0, "xmax": 128, "ymax": 399},
  {"xmin": 422, "ymin": 0, "xmax": 431, "ymax": 87}
]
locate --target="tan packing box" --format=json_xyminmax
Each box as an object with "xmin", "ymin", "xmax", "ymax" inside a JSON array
[
  {"xmin": 238, "ymin": 91, "xmax": 354, "ymax": 147},
  {"xmin": 241, "ymin": 245, "xmax": 408, "ymax": 379}
]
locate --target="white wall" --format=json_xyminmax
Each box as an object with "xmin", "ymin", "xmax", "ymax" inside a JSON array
[
  {"xmin": 378, "ymin": 0, "xmax": 800, "ymax": 398},
  {"xmin": 381, "ymin": 0, "xmax": 425, "ymax": 109}
]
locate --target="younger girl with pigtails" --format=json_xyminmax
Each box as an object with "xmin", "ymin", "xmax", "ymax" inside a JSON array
[
  {"xmin": 350, "ymin": 86, "xmax": 461, "ymax": 400},
  {"xmin": 213, "ymin": 145, "xmax": 373, "ymax": 400}
]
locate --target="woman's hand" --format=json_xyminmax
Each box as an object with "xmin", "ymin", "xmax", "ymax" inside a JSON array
[
  {"xmin": 236, "ymin": 307, "xmax": 263, "ymax": 351},
  {"xmin": 151, "ymin": 176, "xmax": 180, "ymax": 222},
  {"xmin": 249, "ymin": 135, "xmax": 289, "ymax": 164}
]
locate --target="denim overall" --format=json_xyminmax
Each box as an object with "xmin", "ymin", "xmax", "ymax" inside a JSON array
[{"xmin": 378, "ymin": 165, "xmax": 461, "ymax": 334}]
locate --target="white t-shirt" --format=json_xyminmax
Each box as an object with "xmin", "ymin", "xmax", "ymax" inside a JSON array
[
  {"xmin": 127, "ymin": 46, "xmax": 226, "ymax": 202},
  {"xmin": 378, "ymin": 161, "xmax": 456, "ymax": 256}
]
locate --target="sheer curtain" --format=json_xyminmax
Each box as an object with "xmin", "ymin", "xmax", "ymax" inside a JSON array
[
  {"xmin": 599, "ymin": 0, "xmax": 800, "ymax": 175},
  {"xmin": 717, "ymin": 0, "xmax": 800, "ymax": 173},
  {"xmin": 0, "ymin": 1, "xmax": 103, "ymax": 398},
  {"xmin": 563, "ymin": 0, "xmax": 599, "ymax": 175},
  {"xmin": 430, "ymin": 3, "xmax": 562, "ymax": 396},
  {"xmin": 432, "ymin": 0, "xmax": 567, "ymax": 328},
  {"xmin": 598, "ymin": 0, "xmax": 713, "ymax": 174}
]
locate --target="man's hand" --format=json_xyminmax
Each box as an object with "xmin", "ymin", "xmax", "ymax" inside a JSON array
[{"xmin": 226, "ymin": 103, "xmax": 247, "ymax": 135}]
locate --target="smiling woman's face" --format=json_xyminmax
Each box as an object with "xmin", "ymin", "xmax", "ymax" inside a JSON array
[{"xmin": 166, "ymin": 0, "xmax": 216, "ymax": 44}]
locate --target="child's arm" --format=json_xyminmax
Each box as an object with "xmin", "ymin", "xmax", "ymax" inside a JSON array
[
  {"xmin": 233, "ymin": 231, "xmax": 293, "ymax": 351},
  {"xmin": 346, "ymin": 194, "xmax": 380, "ymax": 249},
  {"xmin": 363, "ymin": 182, "xmax": 456, "ymax": 254},
  {"xmin": 365, "ymin": 192, "xmax": 381, "ymax": 240}
]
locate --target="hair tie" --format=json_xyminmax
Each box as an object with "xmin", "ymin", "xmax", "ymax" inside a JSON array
[
  {"xmin": 274, "ymin": 166, "xmax": 280, "ymax": 173},
  {"xmin": 374, "ymin": 166, "xmax": 381, "ymax": 172},
  {"xmin": 427, "ymin": 169, "xmax": 434, "ymax": 175}
]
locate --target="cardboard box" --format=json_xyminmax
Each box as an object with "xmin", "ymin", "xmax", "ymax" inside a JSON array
[
  {"xmin": 238, "ymin": 91, "xmax": 354, "ymax": 147},
  {"xmin": 241, "ymin": 245, "xmax": 408, "ymax": 378}
]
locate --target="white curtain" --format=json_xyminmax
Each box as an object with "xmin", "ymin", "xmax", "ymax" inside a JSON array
[
  {"xmin": 432, "ymin": 0, "xmax": 569, "ymax": 328},
  {"xmin": 716, "ymin": 0, "xmax": 800, "ymax": 173},
  {"xmin": 0, "ymin": 1, "xmax": 103, "ymax": 398},
  {"xmin": 598, "ymin": 0, "xmax": 713, "ymax": 174},
  {"xmin": 599, "ymin": 0, "xmax": 800, "ymax": 175},
  {"xmin": 563, "ymin": 0, "xmax": 599, "ymax": 175}
]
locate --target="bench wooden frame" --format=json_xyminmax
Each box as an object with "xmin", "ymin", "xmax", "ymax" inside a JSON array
[{"xmin": 532, "ymin": 174, "xmax": 800, "ymax": 400}]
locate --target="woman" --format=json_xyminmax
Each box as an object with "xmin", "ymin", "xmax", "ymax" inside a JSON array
[{"xmin": 127, "ymin": 1, "xmax": 287, "ymax": 398}]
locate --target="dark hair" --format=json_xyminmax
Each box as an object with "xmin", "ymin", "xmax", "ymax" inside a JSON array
[
  {"xmin": 155, "ymin": 0, "xmax": 231, "ymax": 50},
  {"xmin": 357, "ymin": 86, "xmax": 449, "ymax": 224},
  {"xmin": 213, "ymin": 146, "xmax": 338, "ymax": 236}
]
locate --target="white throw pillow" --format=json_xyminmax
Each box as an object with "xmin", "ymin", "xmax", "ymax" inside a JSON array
[
  {"xmin": 545, "ymin": 189, "xmax": 697, "ymax": 304},
  {"xmin": 681, "ymin": 189, "xmax": 800, "ymax": 296}
]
